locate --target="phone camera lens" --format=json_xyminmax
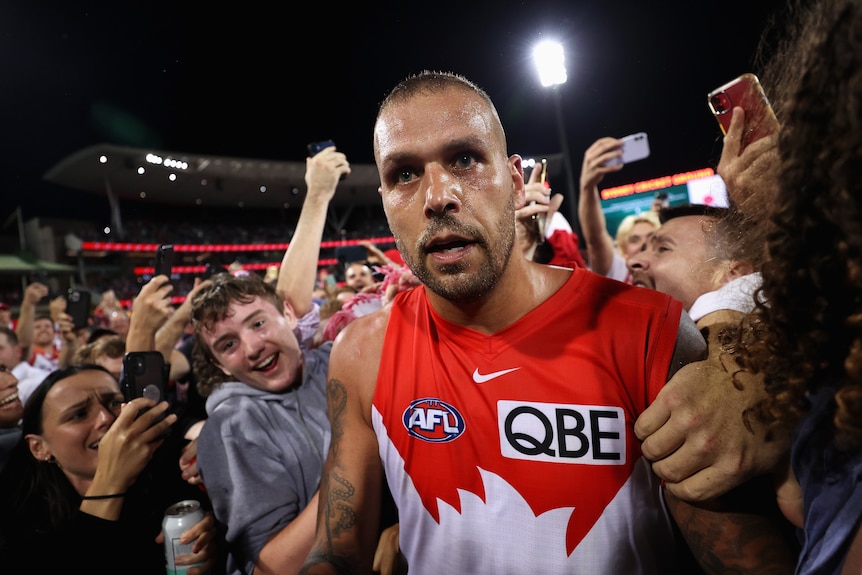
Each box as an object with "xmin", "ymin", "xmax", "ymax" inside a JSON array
[{"xmin": 711, "ymin": 93, "xmax": 731, "ymax": 115}]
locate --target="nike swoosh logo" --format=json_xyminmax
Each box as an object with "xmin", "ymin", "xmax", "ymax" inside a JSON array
[{"xmin": 472, "ymin": 367, "xmax": 521, "ymax": 383}]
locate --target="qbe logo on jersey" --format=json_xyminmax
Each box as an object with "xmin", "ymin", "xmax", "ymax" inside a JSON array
[
  {"xmin": 498, "ymin": 400, "xmax": 626, "ymax": 464},
  {"xmin": 403, "ymin": 398, "xmax": 465, "ymax": 443}
]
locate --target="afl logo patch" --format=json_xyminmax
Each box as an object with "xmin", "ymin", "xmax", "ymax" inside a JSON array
[{"xmin": 403, "ymin": 398, "xmax": 465, "ymax": 443}]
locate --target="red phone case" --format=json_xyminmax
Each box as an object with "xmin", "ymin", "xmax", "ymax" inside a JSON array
[{"xmin": 707, "ymin": 73, "xmax": 779, "ymax": 149}]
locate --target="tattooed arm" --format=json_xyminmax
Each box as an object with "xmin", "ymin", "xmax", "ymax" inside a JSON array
[
  {"xmin": 660, "ymin": 317, "xmax": 800, "ymax": 573},
  {"xmin": 666, "ymin": 478, "xmax": 799, "ymax": 574},
  {"xmin": 300, "ymin": 307, "xmax": 391, "ymax": 575}
]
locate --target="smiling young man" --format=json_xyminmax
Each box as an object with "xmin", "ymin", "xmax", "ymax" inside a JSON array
[
  {"xmin": 188, "ymin": 143, "xmax": 351, "ymax": 575},
  {"xmin": 191, "ymin": 273, "xmax": 330, "ymax": 575},
  {"xmin": 299, "ymin": 71, "xmax": 717, "ymax": 575}
]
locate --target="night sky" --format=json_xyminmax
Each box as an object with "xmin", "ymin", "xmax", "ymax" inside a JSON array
[{"xmin": 1, "ymin": 0, "xmax": 791, "ymax": 226}]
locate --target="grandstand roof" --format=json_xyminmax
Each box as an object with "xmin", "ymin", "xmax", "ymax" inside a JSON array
[{"xmin": 43, "ymin": 143, "xmax": 384, "ymax": 210}]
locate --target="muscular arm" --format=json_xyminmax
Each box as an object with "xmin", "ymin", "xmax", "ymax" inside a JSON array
[
  {"xmin": 659, "ymin": 312, "xmax": 798, "ymax": 573},
  {"xmin": 637, "ymin": 317, "xmax": 789, "ymax": 501},
  {"xmin": 301, "ymin": 311, "xmax": 388, "ymax": 575},
  {"xmin": 666, "ymin": 482, "xmax": 798, "ymax": 574}
]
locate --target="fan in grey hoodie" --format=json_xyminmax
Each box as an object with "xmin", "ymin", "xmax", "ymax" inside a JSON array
[{"xmin": 191, "ymin": 272, "xmax": 332, "ymax": 575}]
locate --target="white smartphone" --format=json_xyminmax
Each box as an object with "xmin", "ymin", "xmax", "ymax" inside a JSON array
[{"xmin": 604, "ymin": 132, "xmax": 650, "ymax": 166}]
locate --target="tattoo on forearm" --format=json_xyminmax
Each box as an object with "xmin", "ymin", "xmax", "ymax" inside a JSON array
[
  {"xmin": 299, "ymin": 551, "xmax": 353, "ymax": 575},
  {"xmin": 327, "ymin": 378, "xmax": 347, "ymax": 452},
  {"xmin": 667, "ymin": 491, "xmax": 798, "ymax": 574},
  {"xmin": 318, "ymin": 378, "xmax": 359, "ymax": 561},
  {"xmin": 325, "ymin": 472, "xmax": 356, "ymax": 540}
]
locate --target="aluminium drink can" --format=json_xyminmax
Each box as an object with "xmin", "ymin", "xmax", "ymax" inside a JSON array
[{"xmin": 163, "ymin": 499, "xmax": 205, "ymax": 575}]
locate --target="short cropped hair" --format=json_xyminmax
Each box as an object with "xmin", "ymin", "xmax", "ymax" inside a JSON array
[{"xmin": 659, "ymin": 204, "xmax": 764, "ymax": 269}]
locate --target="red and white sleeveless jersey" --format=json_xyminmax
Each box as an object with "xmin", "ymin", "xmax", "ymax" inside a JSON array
[{"xmin": 372, "ymin": 267, "xmax": 685, "ymax": 574}]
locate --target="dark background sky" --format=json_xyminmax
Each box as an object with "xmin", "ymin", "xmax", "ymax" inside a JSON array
[{"xmin": 1, "ymin": 0, "xmax": 792, "ymax": 230}]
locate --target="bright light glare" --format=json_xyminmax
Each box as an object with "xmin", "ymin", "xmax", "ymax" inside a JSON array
[{"xmin": 533, "ymin": 41, "xmax": 567, "ymax": 87}]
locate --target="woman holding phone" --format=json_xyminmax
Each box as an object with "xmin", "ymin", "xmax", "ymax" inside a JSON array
[
  {"xmin": 0, "ymin": 364, "xmax": 222, "ymax": 574},
  {"xmin": 0, "ymin": 275, "xmax": 224, "ymax": 573}
]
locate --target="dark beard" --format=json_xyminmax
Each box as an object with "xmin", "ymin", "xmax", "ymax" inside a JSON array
[{"xmin": 394, "ymin": 203, "xmax": 515, "ymax": 302}]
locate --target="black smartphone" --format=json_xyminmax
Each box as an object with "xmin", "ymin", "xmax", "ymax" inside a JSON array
[
  {"xmin": 30, "ymin": 271, "xmax": 50, "ymax": 287},
  {"xmin": 121, "ymin": 351, "xmax": 170, "ymax": 437},
  {"xmin": 66, "ymin": 288, "xmax": 92, "ymax": 330},
  {"xmin": 154, "ymin": 244, "xmax": 176, "ymax": 278},
  {"xmin": 307, "ymin": 139, "xmax": 336, "ymax": 157}
]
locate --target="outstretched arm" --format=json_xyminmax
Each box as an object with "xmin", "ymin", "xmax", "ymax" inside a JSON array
[
  {"xmin": 155, "ymin": 278, "xmax": 210, "ymax": 380},
  {"xmin": 125, "ymin": 275, "xmax": 174, "ymax": 353},
  {"xmin": 15, "ymin": 281, "xmax": 49, "ymax": 358},
  {"xmin": 277, "ymin": 145, "xmax": 350, "ymax": 318},
  {"xmin": 578, "ymin": 137, "xmax": 624, "ymax": 276},
  {"xmin": 56, "ymin": 311, "xmax": 80, "ymax": 368}
]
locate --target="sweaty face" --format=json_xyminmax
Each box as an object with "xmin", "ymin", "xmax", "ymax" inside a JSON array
[
  {"xmin": 29, "ymin": 370, "xmax": 123, "ymax": 484},
  {"xmin": 374, "ymin": 88, "xmax": 520, "ymax": 302},
  {"xmin": 200, "ymin": 296, "xmax": 303, "ymax": 393},
  {"xmin": 626, "ymin": 216, "xmax": 724, "ymax": 310}
]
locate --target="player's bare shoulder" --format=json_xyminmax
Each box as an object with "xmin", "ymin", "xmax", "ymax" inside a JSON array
[
  {"xmin": 329, "ymin": 301, "xmax": 391, "ymax": 396},
  {"xmin": 332, "ymin": 301, "xmax": 391, "ymax": 354}
]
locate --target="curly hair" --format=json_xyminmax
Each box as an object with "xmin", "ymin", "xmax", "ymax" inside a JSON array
[
  {"xmin": 190, "ymin": 272, "xmax": 285, "ymax": 397},
  {"xmin": 741, "ymin": 0, "xmax": 862, "ymax": 449}
]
